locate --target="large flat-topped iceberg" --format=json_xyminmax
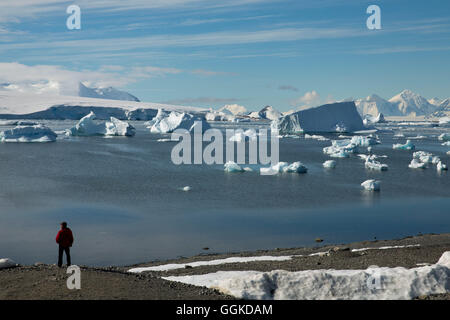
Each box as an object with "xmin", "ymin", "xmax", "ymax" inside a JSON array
[
  {"xmin": 150, "ymin": 111, "xmax": 210, "ymax": 133},
  {"xmin": 272, "ymin": 102, "xmax": 365, "ymax": 134},
  {"xmin": 68, "ymin": 111, "xmax": 136, "ymax": 136},
  {"xmin": 0, "ymin": 124, "xmax": 57, "ymax": 142}
]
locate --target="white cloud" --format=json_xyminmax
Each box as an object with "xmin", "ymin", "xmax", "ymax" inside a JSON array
[{"xmin": 290, "ymin": 90, "xmax": 336, "ymax": 108}]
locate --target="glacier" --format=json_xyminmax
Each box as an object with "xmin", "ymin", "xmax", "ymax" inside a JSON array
[
  {"xmin": 271, "ymin": 102, "xmax": 365, "ymax": 134},
  {"xmin": 150, "ymin": 111, "xmax": 210, "ymax": 134},
  {"xmin": 0, "ymin": 124, "xmax": 57, "ymax": 142},
  {"xmin": 68, "ymin": 111, "xmax": 136, "ymax": 136}
]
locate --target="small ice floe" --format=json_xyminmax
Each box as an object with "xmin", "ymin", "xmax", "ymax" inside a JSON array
[
  {"xmin": 243, "ymin": 167, "xmax": 253, "ymax": 172},
  {"xmin": 229, "ymin": 129, "xmax": 257, "ymax": 142},
  {"xmin": 367, "ymin": 146, "xmax": 373, "ymax": 153},
  {"xmin": 413, "ymin": 151, "xmax": 440, "ymax": 165},
  {"xmin": 260, "ymin": 161, "xmax": 308, "ymax": 174},
  {"xmin": 393, "ymin": 139, "xmax": 415, "ymax": 150},
  {"xmin": 393, "ymin": 133, "xmax": 405, "ymax": 138},
  {"xmin": 162, "ymin": 251, "xmax": 450, "ymax": 300},
  {"xmin": 442, "ymin": 141, "xmax": 450, "ymax": 146},
  {"xmin": 0, "ymin": 124, "xmax": 57, "ymax": 142},
  {"xmin": 437, "ymin": 161, "xmax": 448, "ymax": 172},
  {"xmin": 438, "ymin": 133, "xmax": 450, "ymax": 141},
  {"xmin": 408, "ymin": 135, "xmax": 426, "ymax": 140},
  {"xmin": 365, "ymin": 156, "xmax": 388, "ymax": 171},
  {"xmin": 304, "ymin": 134, "xmax": 329, "ymax": 141},
  {"xmin": 181, "ymin": 186, "xmax": 192, "ymax": 192},
  {"xmin": 224, "ymin": 161, "xmax": 245, "ymax": 173},
  {"xmin": 157, "ymin": 138, "xmax": 173, "ymax": 142},
  {"xmin": 408, "ymin": 159, "xmax": 427, "ymax": 169},
  {"xmin": 323, "ymin": 160, "xmax": 336, "ymax": 168},
  {"xmin": 68, "ymin": 112, "xmax": 135, "ymax": 137},
  {"xmin": 0, "ymin": 258, "xmax": 17, "ymax": 269},
  {"xmin": 361, "ymin": 179, "xmax": 380, "ymax": 191}
]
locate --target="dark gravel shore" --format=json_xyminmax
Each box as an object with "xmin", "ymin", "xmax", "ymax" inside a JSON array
[{"xmin": 1, "ymin": 233, "xmax": 449, "ymax": 300}]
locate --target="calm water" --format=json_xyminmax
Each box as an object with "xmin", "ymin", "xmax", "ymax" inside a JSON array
[{"xmin": 0, "ymin": 121, "xmax": 449, "ymax": 266}]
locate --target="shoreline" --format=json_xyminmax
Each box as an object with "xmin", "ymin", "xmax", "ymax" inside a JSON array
[{"xmin": 1, "ymin": 233, "xmax": 449, "ymax": 300}]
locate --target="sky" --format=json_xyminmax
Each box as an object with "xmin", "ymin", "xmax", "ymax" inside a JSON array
[{"xmin": 0, "ymin": 0, "xmax": 449, "ymax": 112}]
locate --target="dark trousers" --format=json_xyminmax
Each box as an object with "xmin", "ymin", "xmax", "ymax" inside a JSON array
[{"xmin": 58, "ymin": 245, "xmax": 71, "ymax": 267}]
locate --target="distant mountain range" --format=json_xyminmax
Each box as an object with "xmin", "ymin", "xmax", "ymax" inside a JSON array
[{"xmin": 355, "ymin": 89, "xmax": 448, "ymax": 117}]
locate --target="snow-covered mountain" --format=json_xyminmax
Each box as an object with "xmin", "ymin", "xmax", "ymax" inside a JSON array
[
  {"xmin": 218, "ymin": 104, "xmax": 247, "ymax": 116},
  {"xmin": 355, "ymin": 94, "xmax": 401, "ymax": 117},
  {"xmin": 432, "ymin": 98, "xmax": 450, "ymax": 117},
  {"xmin": 388, "ymin": 90, "xmax": 437, "ymax": 116},
  {"xmin": 258, "ymin": 106, "xmax": 282, "ymax": 120},
  {"xmin": 78, "ymin": 82, "xmax": 140, "ymax": 102}
]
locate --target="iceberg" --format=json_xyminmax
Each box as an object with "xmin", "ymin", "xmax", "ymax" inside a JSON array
[
  {"xmin": 361, "ymin": 179, "xmax": 380, "ymax": 191},
  {"xmin": 323, "ymin": 160, "xmax": 336, "ymax": 168},
  {"xmin": 437, "ymin": 161, "xmax": 448, "ymax": 171},
  {"xmin": 260, "ymin": 161, "xmax": 307, "ymax": 174},
  {"xmin": 224, "ymin": 161, "xmax": 245, "ymax": 173},
  {"xmin": 393, "ymin": 140, "xmax": 415, "ymax": 150},
  {"xmin": 363, "ymin": 113, "xmax": 385, "ymax": 126},
  {"xmin": 408, "ymin": 159, "xmax": 427, "ymax": 169},
  {"xmin": 68, "ymin": 111, "xmax": 135, "ymax": 136},
  {"xmin": 0, "ymin": 124, "xmax": 57, "ymax": 142},
  {"xmin": 0, "ymin": 258, "xmax": 17, "ymax": 269},
  {"xmin": 271, "ymin": 102, "xmax": 365, "ymax": 134},
  {"xmin": 365, "ymin": 156, "xmax": 388, "ymax": 171},
  {"xmin": 442, "ymin": 141, "xmax": 450, "ymax": 146},
  {"xmin": 145, "ymin": 109, "xmax": 168, "ymax": 127},
  {"xmin": 438, "ymin": 133, "xmax": 450, "ymax": 141},
  {"xmin": 150, "ymin": 111, "xmax": 210, "ymax": 134},
  {"xmin": 412, "ymin": 151, "xmax": 440, "ymax": 165}
]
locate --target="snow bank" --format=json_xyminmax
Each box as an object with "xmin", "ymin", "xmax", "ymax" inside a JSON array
[
  {"xmin": 271, "ymin": 102, "xmax": 365, "ymax": 134},
  {"xmin": 150, "ymin": 111, "xmax": 210, "ymax": 134},
  {"xmin": 68, "ymin": 111, "xmax": 136, "ymax": 136},
  {"xmin": 323, "ymin": 160, "xmax": 336, "ymax": 168},
  {"xmin": 163, "ymin": 251, "xmax": 450, "ymax": 300},
  {"xmin": 260, "ymin": 161, "xmax": 307, "ymax": 175},
  {"xmin": 361, "ymin": 179, "xmax": 380, "ymax": 191},
  {"xmin": 0, "ymin": 258, "xmax": 17, "ymax": 269},
  {"xmin": 393, "ymin": 140, "xmax": 415, "ymax": 150},
  {"xmin": 129, "ymin": 256, "xmax": 294, "ymax": 273},
  {"xmin": 0, "ymin": 124, "xmax": 57, "ymax": 142}
]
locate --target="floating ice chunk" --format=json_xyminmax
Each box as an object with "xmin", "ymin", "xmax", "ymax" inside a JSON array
[
  {"xmin": 408, "ymin": 159, "xmax": 427, "ymax": 169},
  {"xmin": 350, "ymin": 135, "xmax": 380, "ymax": 147},
  {"xmin": 408, "ymin": 135, "xmax": 426, "ymax": 140},
  {"xmin": 0, "ymin": 124, "xmax": 57, "ymax": 142},
  {"xmin": 304, "ymin": 134, "xmax": 329, "ymax": 141},
  {"xmin": 243, "ymin": 167, "xmax": 253, "ymax": 172},
  {"xmin": 438, "ymin": 133, "xmax": 450, "ymax": 141},
  {"xmin": 150, "ymin": 111, "xmax": 210, "ymax": 134},
  {"xmin": 260, "ymin": 161, "xmax": 307, "ymax": 174},
  {"xmin": 0, "ymin": 258, "xmax": 17, "ymax": 269},
  {"xmin": 361, "ymin": 179, "xmax": 380, "ymax": 191},
  {"xmin": 412, "ymin": 151, "xmax": 440, "ymax": 164},
  {"xmin": 323, "ymin": 160, "xmax": 336, "ymax": 168},
  {"xmin": 283, "ymin": 161, "xmax": 308, "ymax": 173},
  {"xmin": 181, "ymin": 186, "xmax": 192, "ymax": 191},
  {"xmin": 224, "ymin": 161, "xmax": 245, "ymax": 173},
  {"xmin": 393, "ymin": 140, "xmax": 415, "ymax": 150},
  {"xmin": 367, "ymin": 146, "xmax": 373, "ymax": 153},
  {"xmin": 229, "ymin": 129, "xmax": 257, "ymax": 142},
  {"xmin": 442, "ymin": 141, "xmax": 450, "ymax": 146},
  {"xmin": 68, "ymin": 111, "xmax": 135, "ymax": 136},
  {"xmin": 437, "ymin": 161, "xmax": 448, "ymax": 171},
  {"xmin": 145, "ymin": 109, "xmax": 168, "ymax": 127},
  {"xmin": 365, "ymin": 156, "xmax": 388, "ymax": 171}
]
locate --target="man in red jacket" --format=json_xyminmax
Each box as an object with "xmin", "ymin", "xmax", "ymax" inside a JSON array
[{"xmin": 56, "ymin": 221, "xmax": 74, "ymax": 267}]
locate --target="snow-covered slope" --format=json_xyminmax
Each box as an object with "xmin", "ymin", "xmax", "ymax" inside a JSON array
[
  {"xmin": 78, "ymin": 82, "xmax": 140, "ymax": 102},
  {"xmin": 0, "ymin": 91, "xmax": 205, "ymax": 120},
  {"xmin": 272, "ymin": 102, "xmax": 365, "ymax": 134},
  {"xmin": 355, "ymin": 94, "xmax": 401, "ymax": 117},
  {"xmin": 433, "ymin": 98, "xmax": 450, "ymax": 117},
  {"xmin": 389, "ymin": 90, "xmax": 437, "ymax": 116},
  {"xmin": 219, "ymin": 104, "xmax": 247, "ymax": 116}
]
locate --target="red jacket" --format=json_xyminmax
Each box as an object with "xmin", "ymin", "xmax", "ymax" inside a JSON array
[{"xmin": 56, "ymin": 228, "xmax": 74, "ymax": 248}]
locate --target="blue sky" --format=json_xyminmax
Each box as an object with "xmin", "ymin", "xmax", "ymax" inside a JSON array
[{"xmin": 0, "ymin": 0, "xmax": 449, "ymax": 111}]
